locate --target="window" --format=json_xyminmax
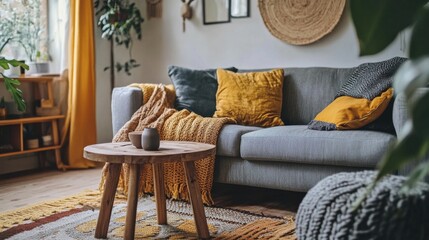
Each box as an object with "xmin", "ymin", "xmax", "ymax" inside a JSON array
[{"xmin": 0, "ymin": 0, "xmax": 49, "ymax": 62}]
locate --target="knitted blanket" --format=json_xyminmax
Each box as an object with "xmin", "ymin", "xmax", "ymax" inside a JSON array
[
  {"xmin": 336, "ymin": 57, "xmax": 407, "ymax": 100},
  {"xmin": 101, "ymin": 84, "xmax": 233, "ymax": 205}
]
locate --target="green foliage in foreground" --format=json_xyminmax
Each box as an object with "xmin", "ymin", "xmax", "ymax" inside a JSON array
[
  {"xmin": 0, "ymin": 58, "xmax": 29, "ymax": 112},
  {"xmin": 350, "ymin": 0, "xmax": 429, "ymax": 188}
]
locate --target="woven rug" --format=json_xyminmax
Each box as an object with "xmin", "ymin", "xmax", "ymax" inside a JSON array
[{"xmin": 0, "ymin": 190, "xmax": 296, "ymax": 239}]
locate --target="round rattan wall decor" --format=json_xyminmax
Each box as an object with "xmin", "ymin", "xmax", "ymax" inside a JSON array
[{"xmin": 258, "ymin": 0, "xmax": 346, "ymax": 45}]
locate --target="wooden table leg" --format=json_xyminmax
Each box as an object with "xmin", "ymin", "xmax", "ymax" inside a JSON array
[
  {"xmin": 51, "ymin": 120, "xmax": 64, "ymax": 170},
  {"xmin": 124, "ymin": 164, "xmax": 140, "ymax": 240},
  {"xmin": 183, "ymin": 161, "xmax": 210, "ymax": 239},
  {"xmin": 95, "ymin": 163, "xmax": 121, "ymax": 239},
  {"xmin": 152, "ymin": 163, "xmax": 167, "ymax": 224}
]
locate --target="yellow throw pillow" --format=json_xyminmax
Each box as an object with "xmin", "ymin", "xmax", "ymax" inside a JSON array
[
  {"xmin": 214, "ymin": 69, "xmax": 285, "ymax": 127},
  {"xmin": 309, "ymin": 88, "xmax": 394, "ymax": 130}
]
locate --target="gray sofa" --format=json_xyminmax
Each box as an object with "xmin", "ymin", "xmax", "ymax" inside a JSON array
[{"xmin": 111, "ymin": 66, "xmax": 423, "ymax": 192}]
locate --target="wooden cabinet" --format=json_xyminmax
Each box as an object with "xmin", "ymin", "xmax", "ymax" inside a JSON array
[
  {"xmin": 0, "ymin": 76, "xmax": 65, "ymax": 170},
  {"xmin": 0, "ymin": 115, "xmax": 64, "ymax": 168}
]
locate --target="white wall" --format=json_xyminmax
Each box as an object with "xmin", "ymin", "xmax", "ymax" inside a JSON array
[{"xmin": 95, "ymin": 1, "xmax": 407, "ymax": 143}]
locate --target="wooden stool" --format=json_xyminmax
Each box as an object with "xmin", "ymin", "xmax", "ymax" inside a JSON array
[{"xmin": 84, "ymin": 141, "xmax": 215, "ymax": 240}]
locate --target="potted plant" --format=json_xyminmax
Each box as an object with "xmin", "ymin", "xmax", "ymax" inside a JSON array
[
  {"xmin": 94, "ymin": 0, "xmax": 144, "ymax": 92},
  {"xmin": 1, "ymin": 8, "xmax": 27, "ymax": 113},
  {"xmin": 18, "ymin": 0, "xmax": 49, "ymax": 74},
  {"xmin": 1, "ymin": 0, "xmax": 49, "ymax": 75}
]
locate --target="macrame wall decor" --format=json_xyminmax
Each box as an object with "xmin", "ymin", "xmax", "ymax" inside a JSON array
[
  {"xmin": 146, "ymin": 0, "xmax": 163, "ymax": 19},
  {"xmin": 181, "ymin": 0, "xmax": 194, "ymax": 32}
]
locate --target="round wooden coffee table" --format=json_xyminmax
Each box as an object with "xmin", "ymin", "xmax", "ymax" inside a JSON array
[{"xmin": 83, "ymin": 141, "xmax": 216, "ymax": 240}]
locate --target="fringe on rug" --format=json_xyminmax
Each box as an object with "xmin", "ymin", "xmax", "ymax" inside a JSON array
[
  {"xmin": 215, "ymin": 218, "xmax": 296, "ymax": 240},
  {"xmin": 0, "ymin": 190, "xmax": 127, "ymax": 230}
]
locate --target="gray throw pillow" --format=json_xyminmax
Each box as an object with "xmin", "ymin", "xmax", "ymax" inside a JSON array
[{"xmin": 168, "ymin": 66, "xmax": 238, "ymax": 117}]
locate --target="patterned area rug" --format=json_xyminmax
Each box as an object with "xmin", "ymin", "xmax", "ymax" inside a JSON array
[{"xmin": 0, "ymin": 190, "xmax": 296, "ymax": 239}]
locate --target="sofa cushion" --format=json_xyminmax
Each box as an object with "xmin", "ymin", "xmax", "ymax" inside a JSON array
[
  {"xmin": 214, "ymin": 69, "xmax": 285, "ymax": 127},
  {"xmin": 217, "ymin": 124, "xmax": 262, "ymax": 157},
  {"xmin": 168, "ymin": 65, "xmax": 237, "ymax": 117},
  {"xmin": 281, "ymin": 67, "xmax": 355, "ymax": 125},
  {"xmin": 308, "ymin": 88, "xmax": 394, "ymax": 130},
  {"xmin": 240, "ymin": 125, "xmax": 396, "ymax": 168}
]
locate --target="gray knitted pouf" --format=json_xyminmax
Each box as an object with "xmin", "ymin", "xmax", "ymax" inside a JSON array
[{"xmin": 296, "ymin": 171, "xmax": 429, "ymax": 240}]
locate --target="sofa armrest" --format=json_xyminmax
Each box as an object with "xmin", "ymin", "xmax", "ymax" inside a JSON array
[
  {"xmin": 392, "ymin": 88, "xmax": 429, "ymax": 137},
  {"xmin": 392, "ymin": 88, "xmax": 429, "ymax": 177},
  {"xmin": 392, "ymin": 92, "xmax": 408, "ymax": 137},
  {"xmin": 111, "ymin": 87, "xmax": 142, "ymax": 135}
]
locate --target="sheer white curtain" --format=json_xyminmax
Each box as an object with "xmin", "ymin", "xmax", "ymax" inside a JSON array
[
  {"xmin": 58, "ymin": 0, "xmax": 70, "ymax": 72},
  {"xmin": 48, "ymin": 0, "xmax": 69, "ymax": 73},
  {"xmin": 49, "ymin": 0, "xmax": 70, "ymax": 150}
]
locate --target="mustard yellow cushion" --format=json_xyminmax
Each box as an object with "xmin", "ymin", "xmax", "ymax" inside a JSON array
[
  {"xmin": 309, "ymin": 88, "xmax": 394, "ymax": 130},
  {"xmin": 213, "ymin": 69, "xmax": 285, "ymax": 127}
]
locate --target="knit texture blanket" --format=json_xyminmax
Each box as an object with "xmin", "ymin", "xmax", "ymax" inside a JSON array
[
  {"xmin": 336, "ymin": 57, "xmax": 407, "ymax": 100},
  {"xmin": 101, "ymin": 84, "xmax": 233, "ymax": 205},
  {"xmin": 308, "ymin": 57, "xmax": 406, "ymax": 131}
]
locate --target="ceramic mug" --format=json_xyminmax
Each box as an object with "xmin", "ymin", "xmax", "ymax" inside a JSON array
[
  {"xmin": 128, "ymin": 131, "xmax": 143, "ymax": 149},
  {"xmin": 142, "ymin": 128, "xmax": 160, "ymax": 151}
]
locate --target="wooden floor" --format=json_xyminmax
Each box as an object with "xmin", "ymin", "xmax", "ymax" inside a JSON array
[
  {"xmin": 0, "ymin": 168, "xmax": 305, "ymax": 218},
  {"xmin": 0, "ymin": 168, "xmax": 102, "ymax": 212}
]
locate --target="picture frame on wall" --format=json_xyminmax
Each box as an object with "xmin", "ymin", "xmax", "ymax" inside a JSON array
[
  {"xmin": 231, "ymin": 0, "xmax": 250, "ymax": 18},
  {"xmin": 202, "ymin": 0, "xmax": 231, "ymax": 25}
]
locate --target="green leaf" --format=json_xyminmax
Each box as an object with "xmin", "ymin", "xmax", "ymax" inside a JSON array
[
  {"xmin": 7, "ymin": 78, "xmax": 21, "ymax": 85},
  {"xmin": 350, "ymin": 0, "xmax": 426, "ymax": 56},
  {"xmin": 95, "ymin": 0, "xmax": 143, "ymax": 76},
  {"xmin": 409, "ymin": 6, "xmax": 429, "ymax": 59},
  {"xmin": 1, "ymin": 73, "xmax": 26, "ymax": 112},
  {"xmin": 411, "ymin": 91, "xmax": 429, "ymax": 136},
  {"xmin": 403, "ymin": 156, "xmax": 429, "ymax": 189},
  {"xmin": 0, "ymin": 62, "xmax": 10, "ymax": 70},
  {"xmin": 0, "ymin": 58, "xmax": 29, "ymax": 70},
  {"xmin": 393, "ymin": 58, "xmax": 429, "ymax": 98},
  {"xmin": 376, "ymin": 132, "xmax": 425, "ymax": 181}
]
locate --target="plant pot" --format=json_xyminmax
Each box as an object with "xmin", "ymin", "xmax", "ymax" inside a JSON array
[
  {"xmin": 3, "ymin": 66, "xmax": 21, "ymax": 77},
  {"xmin": 26, "ymin": 62, "xmax": 49, "ymax": 75}
]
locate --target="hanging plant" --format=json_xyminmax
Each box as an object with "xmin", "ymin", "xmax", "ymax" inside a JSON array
[{"xmin": 94, "ymin": 0, "xmax": 144, "ymax": 91}]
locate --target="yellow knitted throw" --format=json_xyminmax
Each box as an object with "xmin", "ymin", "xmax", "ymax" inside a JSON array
[{"xmin": 101, "ymin": 84, "xmax": 233, "ymax": 205}]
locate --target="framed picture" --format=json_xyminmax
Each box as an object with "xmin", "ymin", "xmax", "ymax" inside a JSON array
[
  {"xmin": 203, "ymin": 0, "xmax": 231, "ymax": 25},
  {"xmin": 231, "ymin": 0, "xmax": 250, "ymax": 18}
]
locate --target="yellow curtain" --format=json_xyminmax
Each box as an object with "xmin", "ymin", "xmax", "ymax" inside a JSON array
[{"xmin": 63, "ymin": 0, "xmax": 96, "ymax": 168}]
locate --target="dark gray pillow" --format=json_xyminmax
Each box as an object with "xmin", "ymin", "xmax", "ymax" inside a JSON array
[{"xmin": 168, "ymin": 66, "xmax": 238, "ymax": 117}]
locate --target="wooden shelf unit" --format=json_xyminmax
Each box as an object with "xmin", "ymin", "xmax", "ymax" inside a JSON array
[
  {"xmin": 1, "ymin": 76, "xmax": 58, "ymax": 108},
  {"xmin": 1, "ymin": 75, "xmax": 65, "ymax": 170},
  {"xmin": 0, "ymin": 115, "xmax": 65, "ymax": 169}
]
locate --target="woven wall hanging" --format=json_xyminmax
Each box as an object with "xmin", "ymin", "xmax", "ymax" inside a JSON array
[{"xmin": 258, "ymin": 0, "xmax": 346, "ymax": 45}]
